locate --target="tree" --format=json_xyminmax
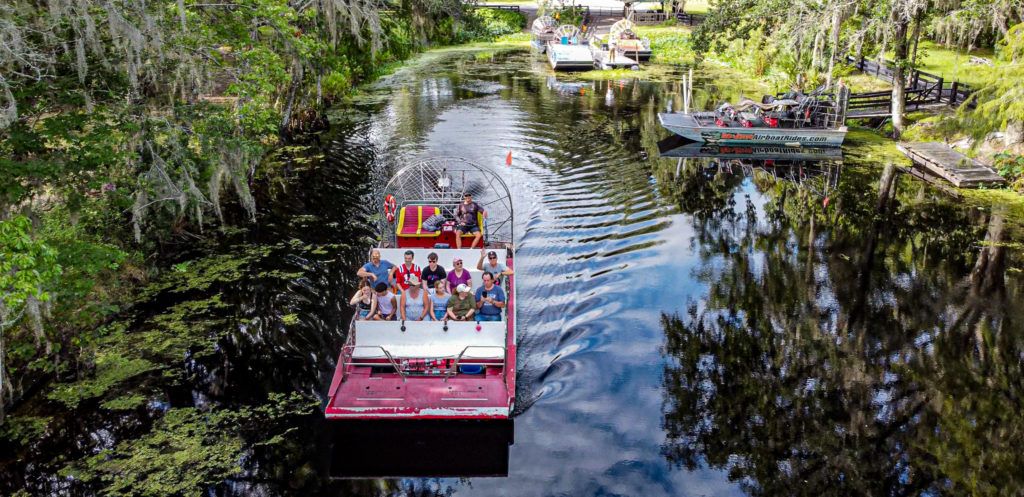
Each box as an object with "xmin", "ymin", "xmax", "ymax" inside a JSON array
[
  {"xmin": 957, "ymin": 22, "xmax": 1024, "ymax": 143},
  {"xmin": 0, "ymin": 216, "xmax": 61, "ymax": 422}
]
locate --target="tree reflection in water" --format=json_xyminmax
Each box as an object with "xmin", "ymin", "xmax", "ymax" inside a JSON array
[{"xmin": 657, "ymin": 161, "xmax": 1024, "ymax": 496}]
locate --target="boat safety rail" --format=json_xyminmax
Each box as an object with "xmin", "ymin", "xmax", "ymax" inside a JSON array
[
  {"xmin": 445, "ymin": 346, "xmax": 508, "ymax": 383},
  {"xmin": 341, "ymin": 344, "xmax": 507, "ymax": 383},
  {"xmin": 342, "ymin": 345, "xmax": 407, "ymax": 382}
]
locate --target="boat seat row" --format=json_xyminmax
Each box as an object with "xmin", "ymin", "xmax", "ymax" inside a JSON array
[
  {"xmin": 395, "ymin": 205, "xmax": 485, "ymax": 248},
  {"xmin": 376, "ymin": 248, "xmax": 504, "ymax": 278},
  {"xmin": 351, "ymin": 320, "xmax": 506, "ymax": 360}
]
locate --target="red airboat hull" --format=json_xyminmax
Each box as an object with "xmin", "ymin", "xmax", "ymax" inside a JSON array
[{"xmin": 326, "ymin": 265, "xmax": 516, "ymax": 421}]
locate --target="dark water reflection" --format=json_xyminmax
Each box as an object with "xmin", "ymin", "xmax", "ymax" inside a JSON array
[{"xmin": 4, "ymin": 49, "xmax": 1024, "ymax": 496}]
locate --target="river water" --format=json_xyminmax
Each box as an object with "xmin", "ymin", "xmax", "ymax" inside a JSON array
[{"xmin": 4, "ymin": 48, "xmax": 1024, "ymax": 496}]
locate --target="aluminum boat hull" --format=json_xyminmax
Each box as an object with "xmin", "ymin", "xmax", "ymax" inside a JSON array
[
  {"xmin": 659, "ymin": 112, "xmax": 847, "ymax": 147},
  {"xmin": 547, "ymin": 44, "xmax": 594, "ymax": 71}
]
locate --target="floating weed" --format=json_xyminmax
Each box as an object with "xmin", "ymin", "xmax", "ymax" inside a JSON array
[
  {"xmin": 60, "ymin": 407, "xmax": 246, "ymax": 496},
  {"xmin": 135, "ymin": 246, "xmax": 273, "ymax": 301},
  {"xmin": 100, "ymin": 394, "xmax": 149, "ymax": 411},
  {"xmin": 59, "ymin": 393, "xmax": 318, "ymax": 497},
  {"xmin": 141, "ymin": 295, "xmax": 231, "ymax": 360},
  {"xmin": 0, "ymin": 415, "xmax": 52, "ymax": 447},
  {"xmin": 47, "ymin": 351, "xmax": 159, "ymax": 409}
]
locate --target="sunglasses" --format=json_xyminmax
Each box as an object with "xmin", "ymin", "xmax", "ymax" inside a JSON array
[
  {"xmin": 488, "ymin": 255, "xmax": 497, "ymax": 259},
  {"xmin": 429, "ymin": 259, "xmax": 437, "ymax": 262}
]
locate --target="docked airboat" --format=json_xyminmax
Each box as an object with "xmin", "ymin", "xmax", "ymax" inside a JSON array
[
  {"xmin": 608, "ymin": 19, "xmax": 651, "ymax": 62},
  {"xmin": 531, "ymin": 16, "xmax": 557, "ymax": 53},
  {"xmin": 325, "ymin": 158, "xmax": 516, "ymax": 420},
  {"xmin": 659, "ymin": 86, "xmax": 851, "ymax": 147},
  {"xmin": 547, "ymin": 25, "xmax": 594, "ymax": 71}
]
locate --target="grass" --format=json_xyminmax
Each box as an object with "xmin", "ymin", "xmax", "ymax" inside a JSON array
[
  {"xmin": 683, "ymin": 0, "xmax": 711, "ymax": 13},
  {"xmin": 884, "ymin": 39, "xmax": 1004, "ymax": 87},
  {"xmin": 636, "ymin": 25, "xmax": 696, "ymax": 65},
  {"xmin": 841, "ymin": 72, "xmax": 891, "ymax": 93},
  {"xmin": 477, "ymin": 0, "xmax": 536, "ymax": 4},
  {"xmin": 573, "ymin": 64, "xmax": 680, "ymax": 82}
]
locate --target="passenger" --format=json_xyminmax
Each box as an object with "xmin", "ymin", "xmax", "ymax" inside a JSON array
[
  {"xmin": 446, "ymin": 257, "xmax": 472, "ymax": 292},
  {"xmin": 428, "ymin": 280, "xmax": 450, "ymax": 321},
  {"xmin": 477, "ymin": 247, "xmax": 514, "ymax": 286},
  {"xmin": 474, "ymin": 272, "xmax": 506, "ymax": 322},
  {"xmin": 393, "ymin": 250, "xmax": 422, "ymax": 293},
  {"xmin": 371, "ymin": 282, "xmax": 397, "ymax": 321},
  {"xmin": 447, "ymin": 284, "xmax": 477, "ymax": 321},
  {"xmin": 357, "ymin": 249, "xmax": 395, "ymax": 288},
  {"xmin": 454, "ymin": 192, "xmax": 486, "ymax": 249},
  {"xmin": 349, "ymin": 279, "xmax": 376, "ymax": 320},
  {"xmin": 421, "ymin": 252, "xmax": 447, "ymax": 289},
  {"xmin": 399, "ymin": 275, "xmax": 429, "ymax": 321}
]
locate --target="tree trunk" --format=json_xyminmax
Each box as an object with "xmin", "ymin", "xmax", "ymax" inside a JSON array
[
  {"xmin": 1005, "ymin": 120, "xmax": 1024, "ymax": 145},
  {"xmin": 877, "ymin": 162, "xmax": 898, "ymax": 213},
  {"xmin": 825, "ymin": 8, "xmax": 843, "ymax": 89},
  {"xmin": 910, "ymin": 10, "xmax": 923, "ymax": 66},
  {"xmin": 891, "ymin": 18, "xmax": 910, "ymax": 139},
  {"xmin": 970, "ymin": 211, "xmax": 1006, "ymax": 297}
]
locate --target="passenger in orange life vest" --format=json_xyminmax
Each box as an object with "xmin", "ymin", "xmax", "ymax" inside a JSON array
[
  {"xmin": 455, "ymin": 192, "xmax": 487, "ymax": 249},
  {"xmin": 392, "ymin": 250, "xmax": 422, "ymax": 293}
]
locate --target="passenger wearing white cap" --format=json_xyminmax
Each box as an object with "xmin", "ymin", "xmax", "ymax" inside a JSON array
[
  {"xmin": 399, "ymin": 275, "xmax": 430, "ymax": 321},
  {"xmin": 447, "ymin": 283, "xmax": 477, "ymax": 321}
]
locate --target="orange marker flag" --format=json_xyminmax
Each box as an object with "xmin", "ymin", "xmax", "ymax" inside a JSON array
[{"xmin": 505, "ymin": 150, "xmax": 513, "ymax": 166}]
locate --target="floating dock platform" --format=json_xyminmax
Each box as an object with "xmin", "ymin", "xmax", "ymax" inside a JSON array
[
  {"xmin": 591, "ymin": 49, "xmax": 639, "ymax": 70},
  {"xmin": 897, "ymin": 142, "xmax": 1006, "ymax": 188}
]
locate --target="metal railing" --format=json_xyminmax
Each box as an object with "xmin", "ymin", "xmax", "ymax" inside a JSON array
[
  {"xmin": 445, "ymin": 345, "xmax": 508, "ymax": 382},
  {"xmin": 340, "ymin": 343, "xmax": 507, "ymax": 383},
  {"xmin": 342, "ymin": 345, "xmax": 406, "ymax": 382}
]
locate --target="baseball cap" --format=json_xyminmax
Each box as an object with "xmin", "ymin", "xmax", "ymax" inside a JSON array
[{"xmin": 456, "ymin": 284, "xmax": 470, "ymax": 293}]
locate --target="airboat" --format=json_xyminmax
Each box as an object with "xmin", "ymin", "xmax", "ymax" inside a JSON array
[
  {"xmin": 547, "ymin": 25, "xmax": 594, "ymax": 71},
  {"xmin": 531, "ymin": 16, "xmax": 557, "ymax": 53},
  {"xmin": 659, "ymin": 86, "xmax": 851, "ymax": 147},
  {"xmin": 325, "ymin": 157, "xmax": 516, "ymax": 420},
  {"xmin": 608, "ymin": 19, "xmax": 651, "ymax": 62}
]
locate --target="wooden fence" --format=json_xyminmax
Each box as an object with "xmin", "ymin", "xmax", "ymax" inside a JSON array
[{"xmin": 846, "ymin": 55, "xmax": 974, "ymax": 107}]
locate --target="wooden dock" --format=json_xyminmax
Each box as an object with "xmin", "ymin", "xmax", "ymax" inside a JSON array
[
  {"xmin": 897, "ymin": 142, "xmax": 1005, "ymax": 188},
  {"xmin": 591, "ymin": 49, "xmax": 639, "ymax": 70}
]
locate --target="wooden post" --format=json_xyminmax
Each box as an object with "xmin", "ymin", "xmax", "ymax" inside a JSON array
[
  {"xmin": 950, "ymin": 81, "xmax": 959, "ymax": 105},
  {"xmin": 934, "ymin": 77, "xmax": 943, "ymax": 103}
]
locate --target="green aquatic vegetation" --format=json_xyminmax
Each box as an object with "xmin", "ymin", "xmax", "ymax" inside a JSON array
[
  {"xmin": 281, "ymin": 314, "xmax": 301, "ymax": 326},
  {"xmin": 61, "ymin": 393, "xmax": 317, "ymax": 496},
  {"xmin": 100, "ymin": 394, "xmax": 149, "ymax": 412},
  {"xmin": 0, "ymin": 414, "xmax": 52, "ymax": 447},
  {"xmin": 844, "ymin": 128, "xmax": 914, "ymax": 166},
  {"xmin": 135, "ymin": 247, "xmax": 272, "ymax": 301},
  {"xmin": 47, "ymin": 352, "xmax": 158, "ymax": 409},
  {"xmin": 61, "ymin": 407, "xmax": 246, "ymax": 497},
  {"xmin": 141, "ymin": 296, "xmax": 231, "ymax": 360}
]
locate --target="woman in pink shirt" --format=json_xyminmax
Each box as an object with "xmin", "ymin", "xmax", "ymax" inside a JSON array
[{"xmin": 446, "ymin": 257, "xmax": 472, "ymax": 292}]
